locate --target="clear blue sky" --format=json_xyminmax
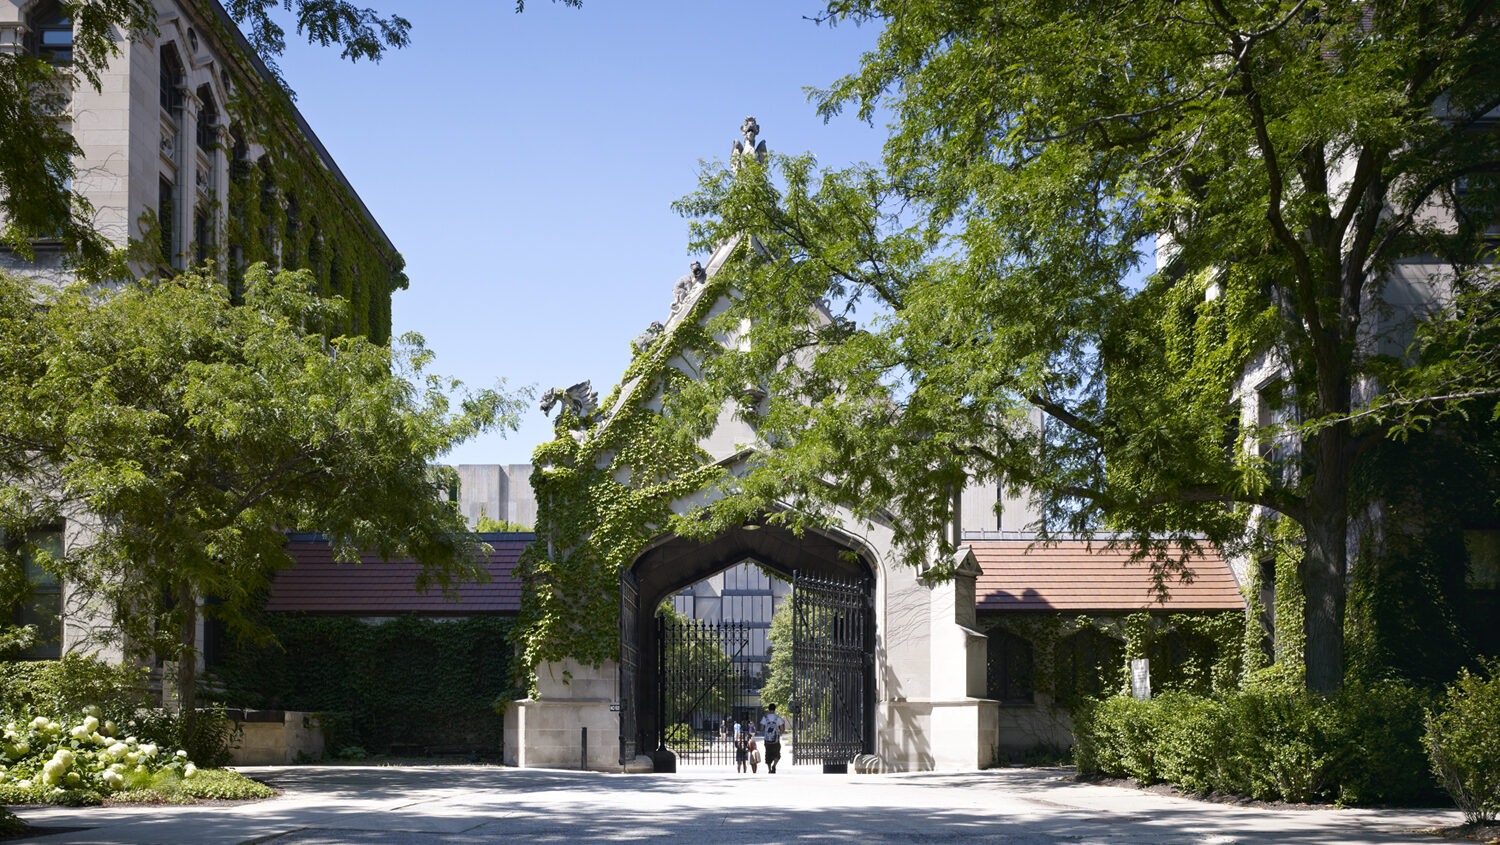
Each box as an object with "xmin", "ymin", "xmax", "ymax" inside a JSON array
[{"xmin": 271, "ymin": 2, "xmax": 888, "ymax": 465}]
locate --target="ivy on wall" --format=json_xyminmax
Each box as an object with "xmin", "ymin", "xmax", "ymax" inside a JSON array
[
  {"xmin": 511, "ymin": 258, "xmax": 740, "ymax": 691},
  {"xmin": 210, "ymin": 615, "xmax": 512, "ymax": 754},
  {"xmin": 984, "ymin": 610, "xmax": 1243, "ymax": 710},
  {"xmin": 146, "ymin": 1, "xmax": 406, "ymax": 344}
]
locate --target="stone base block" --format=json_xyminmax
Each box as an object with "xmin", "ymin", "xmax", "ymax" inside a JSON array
[
  {"xmin": 878, "ymin": 699, "xmax": 995, "ymax": 771},
  {"xmin": 502, "ymin": 698, "xmax": 619, "ymax": 771},
  {"xmin": 226, "ymin": 709, "xmax": 325, "ymax": 765}
]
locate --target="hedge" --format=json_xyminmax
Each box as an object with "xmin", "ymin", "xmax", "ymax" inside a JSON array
[{"xmin": 1074, "ymin": 679, "xmax": 1440, "ymax": 805}]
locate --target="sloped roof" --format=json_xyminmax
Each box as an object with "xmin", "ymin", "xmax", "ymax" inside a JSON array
[
  {"xmin": 264, "ymin": 533, "xmax": 531, "ymax": 615},
  {"xmin": 972, "ymin": 539, "xmax": 1244, "ymax": 613}
]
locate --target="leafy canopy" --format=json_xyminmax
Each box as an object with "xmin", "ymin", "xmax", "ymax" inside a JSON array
[
  {"xmin": 670, "ymin": 0, "xmax": 1500, "ymax": 690},
  {"xmin": 0, "ymin": 265, "xmax": 525, "ymax": 665}
]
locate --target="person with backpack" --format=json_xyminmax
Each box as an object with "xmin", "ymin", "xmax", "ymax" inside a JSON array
[{"xmin": 759, "ymin": 703, "xmax": 786, "ymax": 774}]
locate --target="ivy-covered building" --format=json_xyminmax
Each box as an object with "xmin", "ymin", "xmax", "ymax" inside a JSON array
[
  {"xmin": 0, "ymin": 0, "xmax": 403, "ymax": 662},
  {"xmin": 0, "ymin": 0, "xmax": 404, "ymax": 343}
]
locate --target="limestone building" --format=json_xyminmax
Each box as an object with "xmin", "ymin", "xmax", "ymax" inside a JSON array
[{"xmin": 0, "ymin": 0, "xmax": 401, "ymax": 660}]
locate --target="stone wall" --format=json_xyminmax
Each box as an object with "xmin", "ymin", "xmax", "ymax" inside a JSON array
[{"xmin": 226, "ymin": 709, "xmax": 326, "ymax": 766}]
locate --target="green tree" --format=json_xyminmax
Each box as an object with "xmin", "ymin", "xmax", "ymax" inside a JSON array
[
  {"xmin": 473, "ymin": 511, "xmax": 531, "ymax": 533},
  {"xmin": 672, "ymin": 0, "xmax": 1500, "ymax": 692},
  {"xmin": 0, "ymin": 265, "xmax": 525, "ymax": 734},
  {"xmin": 762, "ymin": 593, "xmax": 793, "ymax": 710}
]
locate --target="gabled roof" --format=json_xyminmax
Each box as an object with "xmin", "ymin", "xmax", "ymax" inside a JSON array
[
  {"xmin": 264, "ymin": 533, "xmax": 531, "ymax": 615},
  {"xmin": 972, "ymin": 539, "xmax": 1244, "ymax": 613}
]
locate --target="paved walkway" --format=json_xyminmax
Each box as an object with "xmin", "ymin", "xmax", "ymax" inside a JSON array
[{"xmin": 6, "ymin": 765, "xmax": 1462, "ymax": 844}]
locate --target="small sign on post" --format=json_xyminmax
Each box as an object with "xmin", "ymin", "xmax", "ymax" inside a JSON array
[{"xmin": 1130, "ymin": 658, "xmax": 1151, "ymax": 700}]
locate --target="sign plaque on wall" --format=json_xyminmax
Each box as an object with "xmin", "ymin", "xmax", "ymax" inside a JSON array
[{"xmin": 1130, "ymin": 658, "xmax": 1151, "ymax": 700}]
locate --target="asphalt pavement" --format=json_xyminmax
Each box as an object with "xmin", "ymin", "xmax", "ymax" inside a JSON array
[{"xmin": 4, "ymin": 764, "xmax": 1464, "ymax": 844}]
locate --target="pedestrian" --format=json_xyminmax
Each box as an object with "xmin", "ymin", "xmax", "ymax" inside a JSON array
[
  {"xmin": 720, "ymin": 718, "xmax": 729, "ymax": 745},
  {"xmin": 749, "ymin": 734, "xmax": 760, "ymax": 773},
  {"xmin": 733, "ymin": 728, "xmax": 751, "ymax": 773},
  {"xmin": 759, "ymin": 703, "xmax": 786, "ymax": 774}
]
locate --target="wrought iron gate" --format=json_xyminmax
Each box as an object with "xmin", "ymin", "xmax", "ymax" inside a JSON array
[
  {"xmin": 657, "ymin": 615, "xmax": 754, "ymax": 766},
  {"xmin": 791, "ymin": 571, "xmax": 871, "ymax": 769},
  {"xmin": 619, "ymin": 569, "xmax": 640, "ymax": 764}
]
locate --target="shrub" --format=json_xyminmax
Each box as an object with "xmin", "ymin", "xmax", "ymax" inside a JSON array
[
  {"xmin": 0, "ymin": 708, "xmax": 211, "ymax": 805},
  {"xmin": 0, "ymin": 656, "xmax": 150, "ymax": 722},
  {"xmin": 1424, "ymin": 660, "xmax": 1500, "ymax": 824},
  {"xmin": 1074, "ymin": 678, "xmax": 1437, "ymax": 805},
  {"xmin": 664, "ymin": 723, "xmax": 693, "ymax": 744},
  {"xmin": 1329, "ymin": 679, "xmax": 1436, "ymax": 805},
  {"xmin": 127, "ymin": 708, "xmax": 239, "ymax": 768},
  {"xmin": 0, "ymin": 706, "xmax": 269, "ymax": 806}
]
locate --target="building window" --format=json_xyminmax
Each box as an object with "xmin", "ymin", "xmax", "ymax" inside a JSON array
[
  {"xmin": 1054, "ymin": 628, "xmax": 1123, "ymax": 702},
  {"xmin": 229, "ymin": 132, "xmax": 250, "ymax": 184},
  {"xmin": 6, "ymin": 528, "xmax": 64, "ymax": 661},
  {"xmin": 196, "ymin": 88, "xmax": 218, "ymax": 152},
  {"xmin": 1257, "ymin": 376, "xmax": 1296, "ymax": 486},
  {"xmin": 194, "ymin": 206, "xmax": 212, "ymax": 265},
  {"xmin": 283, "ymin": 194, "xmax": 301, "ymax": 268},
  {"xmin": 160, "ymin": 45, "xmax": 184, "ymax": 114},
  {"xmin": 158, "ymin": 176, "xmax": 176, "ymax": 266},
  {"xmin": 29, "ymin": 3, "xmax": 73, "ymax": 65},
  {"xmin": 1147, "ymin": 628, "xmax": 1218, "ymax": 695},
  {"xmin": 258, "ymin": 164, "xmax": 277, "ymax": 261},
  {"xmin": 986, "ymin": 626, "xmax": 1034, "ymax": 704}
]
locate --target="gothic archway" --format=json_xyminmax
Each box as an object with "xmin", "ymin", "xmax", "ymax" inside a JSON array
[{"xmin": 619, "ymin": 518, "xmax": 876, "ymax": 769}]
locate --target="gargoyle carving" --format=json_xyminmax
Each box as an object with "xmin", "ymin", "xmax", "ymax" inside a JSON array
[
  {"xmin": 632, "ymin": 320, "xmax": 665, "ymax": 355},
  {"xmin": 670, "ymin": 261, "xmax": 707, "ymax": 314},
  {"xmin": 539, "ymin": 380, "xmax": 599, "ymax": 424}
]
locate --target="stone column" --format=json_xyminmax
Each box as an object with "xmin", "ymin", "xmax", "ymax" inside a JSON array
[
  {"xmin": 173, "ymin": 85, "xmax": 199, "ymax": 271},
  {"xmin": 925, "ymin": 545, "xmax": 998, "ymax": 769}
]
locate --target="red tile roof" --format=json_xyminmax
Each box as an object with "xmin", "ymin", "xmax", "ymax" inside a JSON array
[
  {"xmin": 264, "ymin": 534, "xmax": 531, "ymax": 615},
  {"xmin": 972, "ymin": 539, "xmax": 1244, "ymax": 613}
]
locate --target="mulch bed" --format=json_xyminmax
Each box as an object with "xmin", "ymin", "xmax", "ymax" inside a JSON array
[{"xmin": 1071, "ymin": 773, "xmax": 1500, "ymax": 842}]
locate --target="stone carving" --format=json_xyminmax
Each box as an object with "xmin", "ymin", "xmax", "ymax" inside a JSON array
[
  {"xmin": 670, "ymin": 261, "xmax": 707, "ymax": 314},
  {"xmin": 160, "ymin": 131, "xmax": 175, "ymax": 159},
  {"xmin": 632, "ymin": 320, "xmax": 665, "ymax": 355},
  {"xmin": 731, "ymin": 115, "xmax": 768, "ymax": 171},
  {"xmin": 539, "ymin": 380, "xmax": 599, "ymax": 423}
]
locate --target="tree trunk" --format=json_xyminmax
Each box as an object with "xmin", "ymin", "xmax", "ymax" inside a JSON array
[
  {"xmin": 177, "ymin": 579, "xmax": 198, "ymax": 742},
  {"xmin": 1300, "ymin": 422, "xmax": 1351, "ymax": 692}
]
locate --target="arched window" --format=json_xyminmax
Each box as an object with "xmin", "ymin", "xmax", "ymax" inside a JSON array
[
  {"xmin": 160, "ymin": 45, "xmax": 184, "ymax": 114},
  {"xmin": 985, "ymin": 625, "xmax": 1034, "ymax": 704},
  {"xmin": 29, "ymin": 2, "xmax": 73, "ymax": 65},
  {"xmin": 1054, "ymin": 628, "xmax": 1123, "ymax": 703},
  {"xmin": 1147, "ymin": 628, "xmax": 1219, "ymax": 695}
]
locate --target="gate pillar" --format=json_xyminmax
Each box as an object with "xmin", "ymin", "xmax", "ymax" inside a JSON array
[{"xmin": 502, "ymin": 658, "xmax": 625, "ymax": 771}]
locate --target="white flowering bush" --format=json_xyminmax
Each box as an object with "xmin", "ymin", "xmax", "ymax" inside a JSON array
[{"xmin": 0, "ymin": 707, "xmax": 270, "ymax": 806}]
